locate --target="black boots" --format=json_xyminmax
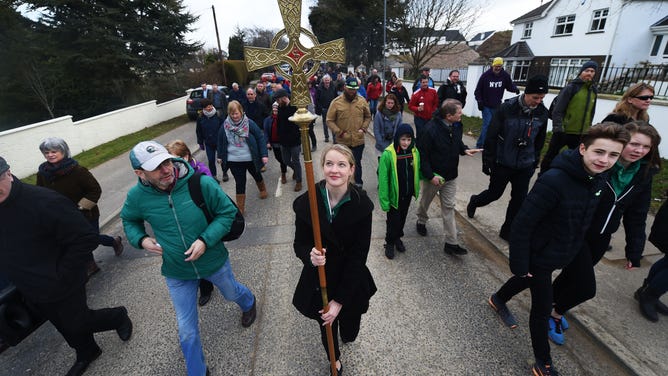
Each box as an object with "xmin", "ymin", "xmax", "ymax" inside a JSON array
[
  {"xmin": 384, "ymin": 243, "xmax": 395, "ymax": 259},
  {"xmin": 635, "ymin": 279, "xmax": 668, "ymax": 322}
]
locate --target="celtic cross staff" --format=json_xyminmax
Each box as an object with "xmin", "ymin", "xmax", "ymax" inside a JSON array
[{"xmin": 243, "ymin": 1, "xmax": 345, "ymax": 375}]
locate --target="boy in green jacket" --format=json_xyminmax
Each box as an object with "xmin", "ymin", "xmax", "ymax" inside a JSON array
[{"xmin": 378, "ymin": 123, "xmax": 421, "ymax": 259}]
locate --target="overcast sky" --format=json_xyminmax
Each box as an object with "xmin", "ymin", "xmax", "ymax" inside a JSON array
[{"xmin": 182, "ymin": 0, "xmax": 544, "ymax": 51}]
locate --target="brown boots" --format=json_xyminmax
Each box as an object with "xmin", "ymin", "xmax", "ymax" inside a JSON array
[
  {"xmin": 236, "ymin": 194, "xmax": 246, "ymax": 214},
  {"xmin": 257, "ymin": 181, "xmax": 268, "ymax": 199},
  {"xmin": 281, "ymin": 173, "xmax": 287, "ymax": 184}
]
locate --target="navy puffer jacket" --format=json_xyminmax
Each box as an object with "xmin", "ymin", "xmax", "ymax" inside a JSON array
[{"xmin": 509, "ymin": 149, "xmax": 607, "ymax": 276}]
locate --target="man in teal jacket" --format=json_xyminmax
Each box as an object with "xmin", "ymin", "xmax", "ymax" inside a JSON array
[{"xmin": 121, "ymin": 141, "xmax": 256, "ymax": 376}]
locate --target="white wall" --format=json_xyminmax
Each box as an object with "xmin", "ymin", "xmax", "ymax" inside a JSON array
[
  {"xmin": 465, "ymin": 64, "xmax": 668, "ymax": 156},
  {"xmin": 0, "ymin": 96, "xmax": 188, "ymax": 179},
  {"xmin": 610, "ymin": 1, "xmax": 668, "ymax": 66}
]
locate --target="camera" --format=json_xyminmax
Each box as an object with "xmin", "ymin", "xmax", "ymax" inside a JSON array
[{"xmin": 516, "ymin": 138, "xmax": 528, "ymax": 147}]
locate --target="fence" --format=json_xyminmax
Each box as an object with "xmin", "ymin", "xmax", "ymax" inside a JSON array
[{"xmin": 508, "ymin": 62, "xmax": 668, "ymax": 98}]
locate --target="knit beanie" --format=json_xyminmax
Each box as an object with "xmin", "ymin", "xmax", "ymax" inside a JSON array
[
  {"xmin": 580, "ymin": 60, "xmax": 598, "ymax": 74},
  {"xmin": 524, "ymin": 75, "xmax": 549, "ymax": 94}
]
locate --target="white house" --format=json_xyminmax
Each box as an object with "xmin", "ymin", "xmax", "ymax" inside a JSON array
[
  {"xmin": 468, "ymin": 30, "xmax": 496, "ymax": 49},
  {"xmin": 497, "ymin": 0, "xmax": 668, "ymax": 87}
]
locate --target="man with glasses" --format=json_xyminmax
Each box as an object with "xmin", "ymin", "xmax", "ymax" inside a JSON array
[
  {"xmin": 0, "ymin": 156, "xmax": 133, "ymax": 376},
  {"xmin": 540, "ymin": 60, "xmax": 599, "ymax": 174},
  {"xmin": 121, "ymin": 142, "xmax": 257, "ymax": 376}
]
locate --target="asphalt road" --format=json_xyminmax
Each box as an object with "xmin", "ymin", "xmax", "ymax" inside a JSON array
[{"xmin": 0, "ymin": 118, "xmax": 633, "ymax": 375}]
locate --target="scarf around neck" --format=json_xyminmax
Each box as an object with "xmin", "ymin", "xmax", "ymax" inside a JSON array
[
  {"xmin": 224, "ymin": 114, "xmax": 250, "ymax": 147},
  {"xmin": 203, "ymin": 107, "xmax": 217, "ymax": 118},
  {"xmin": 38, "ymin": 158, "xmax": 79, "ymax": 182}
]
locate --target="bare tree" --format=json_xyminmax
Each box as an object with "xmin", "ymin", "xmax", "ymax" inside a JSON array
[
  {"xmin": 393, "ymin": 0, "xmax": 479, "ymax": 77},
  {"xmin": 23, "ymin": 62, "xmax": 56, "ymax": 119}
]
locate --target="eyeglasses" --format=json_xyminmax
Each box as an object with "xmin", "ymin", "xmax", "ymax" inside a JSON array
[{"xmin": 634, "ymin": 95, "xmax": 654, "ymax": 100}]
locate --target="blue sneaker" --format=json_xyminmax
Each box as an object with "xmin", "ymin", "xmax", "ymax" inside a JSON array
[
  {"xmin": 560, "ymin": 315, "xmax": 569, "ymax": 331},
  {"xmin": 548, "ymin": 317, "xmax": 565, "ymax": 345}
]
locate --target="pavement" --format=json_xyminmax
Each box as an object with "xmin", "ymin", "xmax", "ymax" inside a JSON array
[{"xmin": 0, "ymin": 113, "xmax": 665, "ymax": 376}]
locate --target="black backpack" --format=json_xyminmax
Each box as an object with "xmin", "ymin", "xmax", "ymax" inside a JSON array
[{"xmin": 188, "ymin": 172, "xmax": 245, "ymax": 242}]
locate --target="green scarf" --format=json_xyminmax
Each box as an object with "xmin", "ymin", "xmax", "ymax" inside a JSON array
[{"xmin": 609, "ymin": 160, "xmax": 643, "ymax": 197}]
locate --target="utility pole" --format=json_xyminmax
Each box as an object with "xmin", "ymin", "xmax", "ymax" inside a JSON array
[
  {"xmin": 212, "ymin": 5, "xmax": 228, "ymax": 85},
  {"xmin": 383, "ymin": 0, "xmax": 387, "ymax": 94}
]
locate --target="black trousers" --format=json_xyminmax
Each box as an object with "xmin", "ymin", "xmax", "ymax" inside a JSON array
[
  {"xmin": 539, "ymin": 133, "xmax": 582, "ymax": 174},
  {"xmin": 552, "ymin": 232, "xmax": 611, "ymax": 314},
  {"xmin": 317, "ymin": 312, "xmax": 362, "ymax": 362},
  {"xmin": 470, "ymin": 165, "xmax": 533, "ymax": 235},
  {"xmin": 385, "ymin": 195, "xmax": 412, "ymax": 243},
  {"xmin": 270, "ymin": 143, "xmax": 288, "ymax": 173},
  {"xmin": 228, "ymin": 161, "xmax": 263, "ymax": 194},
  {"xmin": 496, "ymin": 266, "xmax": 554, "ymax": 364},
  {"xmin": 32, "ymin": 284, "xmax": 125, "ymax": 361}
]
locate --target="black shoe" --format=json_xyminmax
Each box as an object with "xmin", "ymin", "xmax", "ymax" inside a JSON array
[
  {"xmin": 488, "ymin": 293, "xmax": 518, "ymax": 329},
  {"xmin": 324, "ymin": 138, "xmax": 330, "ymax": 143},
  {"xmin": 222, "ymin": 173, "xmax": 229, "ymax": 182},
  {"xmin": 116, "ymin": 307, "xmax": 133, "ymax": 341},
  {"xmin": 466, "ymin": 195, "xmax": 477, "ymax": 218},
  {"xmin": 112, "ymin": 236, "xmax": 124, "ymax": 256},
  {"xmin": 199, "ymin": 291, "xmax": 212, "ymax": 307},
  {"xmin": 241, "ymin": 296, "xmax": 257, "ymax": 327},
  {"xmin": 395, "ymin": 239, "xmax": 406, "ymax": 253},
  {"xmin": 312, "ymin": 145, "xmax": 317, "ymax": 151},
  {"xmin": 532, "ymin": 359, "xmax": 560, "ymax": 376},
  {"xmin": 330, "ymin": 363, "xmax": 343, "ymax": 376},
  {"xmin": 635, "ymin": 286, "xmax": 659, "ymax": 322},
  {"xmin": 66, "ymin": 348, "xmax": 102, "ymax": 376},
  {"xmin": 416, "ymin": 222, "xmax": 427, "ymax": 236},
  {"xmin": 443, "ymin": 243, "xmax": 468, "ymax": 255},
  {"xmin": 499, "ymin": 229, "xmax": 510, "ymax": 242},
  {"xmin": 384, "ymin": 243, "xmax": 395, "ymax": 259}
]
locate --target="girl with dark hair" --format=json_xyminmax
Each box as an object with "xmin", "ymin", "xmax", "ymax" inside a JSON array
[{"xmin": 372, "ymin": 93, "xmax": 403, "ymax": 158}]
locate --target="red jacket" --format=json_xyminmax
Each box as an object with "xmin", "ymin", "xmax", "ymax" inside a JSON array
[
  {"xmin": 409, "ymin": 88, "xmax": 439, "ymax": 120},
  {"xmin": 366, "ymin": 82, "xmax": 383, "ymax": 100}
]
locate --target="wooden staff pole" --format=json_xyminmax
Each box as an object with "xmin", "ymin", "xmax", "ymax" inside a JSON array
[{"xmin": 290, "ymin": 108, "xmax": 337, "ymax": 376}]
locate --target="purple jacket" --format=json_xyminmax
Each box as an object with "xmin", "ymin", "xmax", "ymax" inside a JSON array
[
  {"xmin": 189, "ymin": 159, "xmax": 212, "ymax": 177},
  {"xmin": 474, "ymin": 68, "xmax": 518, "ymax": 108}
]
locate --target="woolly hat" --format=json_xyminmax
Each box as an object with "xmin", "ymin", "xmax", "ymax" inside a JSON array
[
  {"xmin": 272, "ymin": 89, "xmax": 289, "ymax": 101},
  {"xmin": 580, "ymin": 60, "xmax": 598, "ymax": 74},
  {"xmin": 492, "ymin": 57, "xmax": 504, "ymax": 66},
  {"xmin": 393, "ymin": 123, "xmax": 415, "ymax": 150},
  {"xmin": 524, "ymin": 75, "xmax": 549, "ymax": 94}
]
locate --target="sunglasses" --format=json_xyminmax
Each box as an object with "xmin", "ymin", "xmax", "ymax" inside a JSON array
[{"xmin": 634, "ymin": 95, "xmax": 654, "ymax": 100}]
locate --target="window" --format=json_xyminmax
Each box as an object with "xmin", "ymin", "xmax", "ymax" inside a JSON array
[
  {"xmin": 590, "ymin": 9, "xmax": 608, "ymax": 31},
  {"xmin": 651, "ymin": 35, "xmax": 663, "ymax": 56},
  {"xmin": 663, "ymin": 38, "xmax": 668, "ymax": 56},
  {"xmin": 510, "ymin": 60, "xmax": 531, "ymax": 81},
  {"xmin": 549, "ymin": 58, "xmax": 591, "ymax": 87},
  {"xmin": 523, "ymin": 22, "xmax": 533, "ymax": 39},
  {"xmin": 554, "ymin": 15, "xmax": 576, "ymax": 36}
]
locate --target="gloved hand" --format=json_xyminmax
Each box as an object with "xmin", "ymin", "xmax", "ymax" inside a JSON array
[
  {"xmin": 482, "ymin": 161, "xmax": 492, "ymax": 176},
  {"xmin": 515, "ymin": 89, "xmax": 520, "ymax": 95},
  {"xmin": 477, "ymin": 101, "xmax": 484, "ymax": 111}
]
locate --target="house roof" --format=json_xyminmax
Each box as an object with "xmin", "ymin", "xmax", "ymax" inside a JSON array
[
  {"xmin": 412, "ymin": 28, "xmax": 467, "ymax": 42},
  {"xmin": 470, "ymin": 31, "xmax": 495, "ymax": 42},
  {"xmin": 476, "ymin": 30, "xmax": 512, "ymax": 59},
  {"xmin": 511, "ymin": 0, "xmax": 554, "ymax": 24},
  {"xmin": 496, "ymin": 41, "xmax": 534, "ymax": 59},
  {"xmin": 652, "ymin": 15, "xmax": 668, "ymax": 27}
]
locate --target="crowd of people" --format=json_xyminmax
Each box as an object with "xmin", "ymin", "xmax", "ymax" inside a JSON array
[{"xmin": 0, "ymin": 58, "xmax": 665, "ymax": 376}]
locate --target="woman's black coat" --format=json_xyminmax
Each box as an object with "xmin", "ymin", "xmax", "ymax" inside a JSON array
[{"xmin": 292, "ymin": 181, "xmax": 376, "ymax": 319}]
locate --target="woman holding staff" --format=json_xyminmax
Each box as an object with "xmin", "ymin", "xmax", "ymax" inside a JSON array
[{"xmin": 292, "ymin": 144, "xmax": 376, "ymax": 375}]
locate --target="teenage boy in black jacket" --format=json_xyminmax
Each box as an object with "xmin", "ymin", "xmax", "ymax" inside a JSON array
[{"xmin": 486, "ymin": 124, "xmax": 630, "ymax": 376}]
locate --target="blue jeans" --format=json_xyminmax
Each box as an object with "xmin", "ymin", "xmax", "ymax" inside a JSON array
[
  {"xmin": 477, "ymin": 107, "xmax": 497, "ymax": 148},
  {"xmin": 368, "ymin": 99, "xmax": 378, "ymax": 116},
  {"xmin": 413, "ymin": 117, "xmax": 428, "ymax": 140},
  {"xmin": 351, "ymin": 144, "xmax": 364, "ymax": 186},
  {"xmin": 165, "ymin": 260, "xmax": 254, "ymax": 376}
]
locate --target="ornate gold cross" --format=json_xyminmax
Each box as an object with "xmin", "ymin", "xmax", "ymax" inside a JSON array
[{"xmin": 243, "ymin": 0, "xmax": 345, "ymax": 108}]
